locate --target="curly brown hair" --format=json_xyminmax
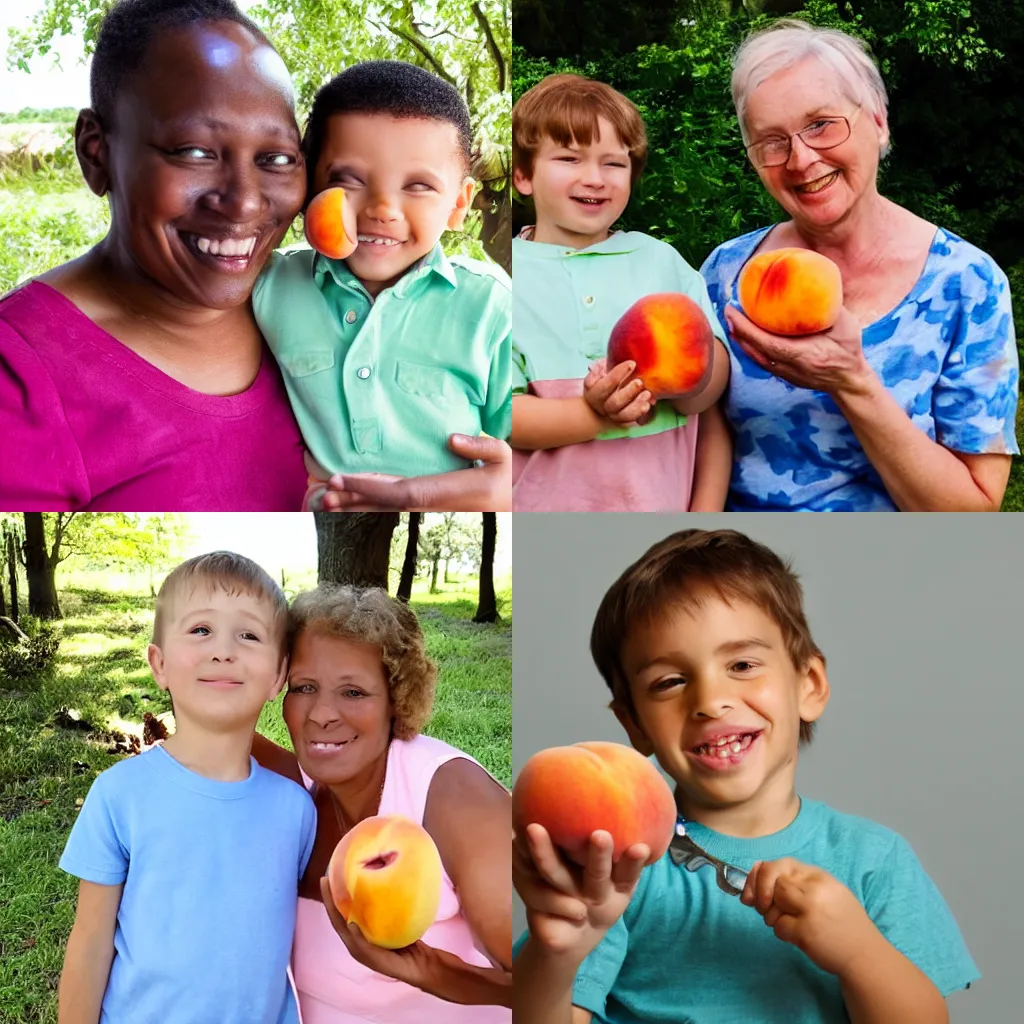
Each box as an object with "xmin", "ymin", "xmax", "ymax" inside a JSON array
[{"xmin": 287, "ymin": 586, "xmax": 437, "ymax": 739}]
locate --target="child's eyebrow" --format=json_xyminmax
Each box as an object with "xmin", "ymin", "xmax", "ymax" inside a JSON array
[{"xmin": 715, "ymin": 637, "xmax": 773, "ymax": 656}]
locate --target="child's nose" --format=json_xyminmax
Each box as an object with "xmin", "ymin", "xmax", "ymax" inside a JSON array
[{"xmin": 363, "ymin": 190, "xmax": 401, "ymax": 222}]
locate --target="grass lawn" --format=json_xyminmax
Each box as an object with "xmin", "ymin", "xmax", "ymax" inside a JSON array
[{"xmin": 0, "ymin": 574, "xmax": 510, "ymax": 1024}]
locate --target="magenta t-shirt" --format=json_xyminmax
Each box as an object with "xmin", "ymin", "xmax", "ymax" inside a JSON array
[{"xmin": 0, "ymin": 282, "xmax": 307, "ymax": 511}]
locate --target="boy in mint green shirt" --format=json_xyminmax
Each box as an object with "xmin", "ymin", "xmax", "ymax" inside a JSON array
[
  {"xmin": 253, "ymin": 61, "xmax": 510, "ymax": 509},
  {"xmin": 513, "ymin": 528, "xmax": 978, "ymax": 1023}
]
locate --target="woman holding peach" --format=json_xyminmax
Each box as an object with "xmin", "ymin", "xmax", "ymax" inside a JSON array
[
  {"xmin": 253, "ymin": 586, "xmax": 511, "ymax": 1023},
  {"xmin": 702, "ymin": 20, "xmax": 1019, "ymax": 511}
]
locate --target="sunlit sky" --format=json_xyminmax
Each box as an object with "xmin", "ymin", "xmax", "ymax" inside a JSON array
[
  {"xmin": 179, "ymin": 513, "xmax": 512, "ymax": 578},
  {"xmin": 0, "ymin": 0, "xmax": 260, "ymax": 113}
]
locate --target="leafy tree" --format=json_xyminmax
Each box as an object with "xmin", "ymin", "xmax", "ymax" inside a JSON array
[{"xmin": 7, "ymin": 0, "xmax": 512, "ymax": 270}]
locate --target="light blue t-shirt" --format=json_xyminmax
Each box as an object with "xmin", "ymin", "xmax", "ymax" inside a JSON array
[
  {"xmin": 701, "ymin": 226, "xmax": 1019, "ymax": 510},
  {"xmin": 515, "ymin": 799, "xmax": 978, "ymax": 1023},
  {"xmin": 59, "ymin": 745, "xmax": 317, "ymax": 1024}
]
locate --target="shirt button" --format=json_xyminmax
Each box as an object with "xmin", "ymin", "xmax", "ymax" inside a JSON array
[
  {"xmin": 583, "ymin": 295, "xmax": 595, "ymax": 306},
  {"xmin": 357, "ymin": 366, "xmax": 371, "ymax": 380},
  {"xmin": 345, "ymin": 309, "xmax": 358, "ymax": 324},
  {"xmin": 564, "ymin": 250, "xmax": 574, "ymax": 256}
]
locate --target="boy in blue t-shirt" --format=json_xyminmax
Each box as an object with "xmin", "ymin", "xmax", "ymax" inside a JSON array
[
  {"xmin": 58, "ymin": 552, "xmax": 316, "ymax": 1024},
  {"xmin": 513, "ymin": 529, "xmax": 978, "ymax": 1023}
]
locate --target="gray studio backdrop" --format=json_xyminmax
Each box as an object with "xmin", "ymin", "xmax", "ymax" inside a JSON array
[{"xmin": 512, "ymin": 513, "xmax": 1023, "ymax": 1024}]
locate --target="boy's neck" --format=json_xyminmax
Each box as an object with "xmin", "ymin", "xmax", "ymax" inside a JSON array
[
  {"xmin": 526, "ymin": 221, "xmax": 615, "ymax": 250},
  {"xmin": 160, "ymin": 721, "xmax": 256, "ymax": 782},
  {"xmin": 676, "ymin": 782, "xmax": 802, "ymax": 839}
]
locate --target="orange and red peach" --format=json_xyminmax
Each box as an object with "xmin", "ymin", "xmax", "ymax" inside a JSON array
[
  {"xmin": 512, "ymin": 741, "xmax": 677, "ymax": 866},
  {"xmin": 326, "ymin": 815, "xmax": 442, "ymax": 949},
  {"xmin": 304, "ymin": 186, "xmax": 358, "ymax": 260},
  {"xmin": 606, "ymin": 293, "xmax": 715, "ymax": 400},
  {"xmin": 737, "ymin": 247, "xmax": 843, "ymax": 336}
]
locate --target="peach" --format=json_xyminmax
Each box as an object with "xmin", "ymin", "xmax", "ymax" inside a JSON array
[
  {"xmin": 326, "ymin": 815, "xmax": 442, "ymax": 949},
  {"xmin": 512, "ymin": 741, "xmax": 677, "ymax": 866},
  {"xmin": 606, "ymin": 293, "xmax": 715, "ymax": 400},
  {"xmin": 304, "ymin": 186, "xmax": 358, "ymax": 260},
  {"xmin": 737, "ymin": 247, "xmax": 843, "ymax": 336}
]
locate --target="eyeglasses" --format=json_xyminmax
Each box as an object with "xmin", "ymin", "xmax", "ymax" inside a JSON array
[{"xmin": 746, "ymin": 109, "xmax": 861, "ymax": 168}]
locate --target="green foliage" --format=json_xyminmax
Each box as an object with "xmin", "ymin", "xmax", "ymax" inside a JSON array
[
  {"xmin": 0, "ymin": 621, "xmax": 62, "ymax": 685},
  {"xmin": 0, "ymin": 107, "xmax": 77, "ymax": 124}
]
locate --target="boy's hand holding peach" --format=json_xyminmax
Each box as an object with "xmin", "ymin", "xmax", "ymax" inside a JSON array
[
  {"xmin": 741, "ymin": 858, "xmax": 879, "ymax": 977},
  {"xmin": 583, "ymin": 358, "xmax": 653, "ymax": 425}
]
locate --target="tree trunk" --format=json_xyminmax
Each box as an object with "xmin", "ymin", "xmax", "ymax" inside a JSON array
[
  {"xmin": 396, "ymin": 513, "xmax": 421, "ymax": 603},
  {"xmin": 474, "ymin": 513, "xmax": 499, "ymax": 623},
  {"xmin": 6, "ymin": 529, "xmax": 18, "ymax": 625},
  {"xmin": 443, "ymin": 558, "xmax": 451, "ymax": 584},
  {"xmin": 429, "ymin": 558, "xmax": 439, "ymax": 594},
  {"xmin": 314, "ymin": 513, "xmax": 400, "ymax": 589},
  {"xmin": 474, "ymin": 182, "xmax": 511, "ymax": 274},
  {"xmin": 23, "ymin": 513, "xmax": 61, "ymax": 619}
]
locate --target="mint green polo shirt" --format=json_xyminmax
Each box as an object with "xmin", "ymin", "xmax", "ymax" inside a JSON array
[{"xmin": 253, "ymin": 244, "xmax": 511, "ymax": 477}]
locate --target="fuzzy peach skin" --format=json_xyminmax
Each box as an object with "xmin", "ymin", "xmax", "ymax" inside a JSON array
[
  {"xmin": 304, "ymin": 186, "xmax": 358, "ymax": 260},
  {"xmin": 326, "ymin": 814, "xmax": 443, "ymax": 949},
  {"xmin": 606, "ymin": 293, "xmax": 716, "ymax": 401},
  {"xmin": 737, "ymin": 247, "xmax": 843, "ymax": 336},
  {"xmin": 512, "ymin": 741, "xmax": 677, "ymax": 867}
]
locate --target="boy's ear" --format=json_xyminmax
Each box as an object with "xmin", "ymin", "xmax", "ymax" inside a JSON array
[
  {"xmin": 446, "ymin": 177, "xmax": 476, "ymax": 231},
  {"xmin": 75, "ymin": 108, "xmax": 111, "ymax": 198},
  {"xmin": 269, "ymin": 653, "xmax": 289, "ymax": 701},
  {"xmin": 511, "ymin": 166, "xmax": 533, "ymax": 196},
  {"xmin": 147, "ymin": 643, "xmax": 169, "ymax": 692},
  {"xmin": 798, "ymin": 655, "xmax": 830, "ymax": 725},
  {"xmin": 611, "ymin": 700, "xmax": 655, "ymax": 757}
]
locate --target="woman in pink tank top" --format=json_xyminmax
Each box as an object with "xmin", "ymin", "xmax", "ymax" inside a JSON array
[{"xmin": 253, "ymin": 586, "xmax": 512, "ymax": 1022}]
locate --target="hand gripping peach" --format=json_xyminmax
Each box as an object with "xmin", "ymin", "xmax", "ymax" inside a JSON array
[
  {"xmin": 304, "ymin": 186, "xmax": 358, "ymax": 260},
  {"xmin": 606, "ymin": 293, "xmax": 715, "ymax": 400},
  {"xmin": 512, "ymin": 741, "xmax": 677, "ymax": 866},
  {"xmin": 326, "ymin": 815, "xmax": 442, "ymax": 948},
  {"xmin": 737, "ymin": 247, "xmax": 843, "ymax": 336}
]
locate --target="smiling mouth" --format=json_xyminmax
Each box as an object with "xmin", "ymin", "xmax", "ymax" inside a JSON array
[
  {"xmin": 182, "ymin": 232, "xmax": 259, "ymax": 270},
  {"xmin": 794, "ymin": 170, "xmax": 840, "ymax": 194},
  {"xmin": 357, "ymin": 234, "xmax": 403, "ymax": 247},
  {"xmin": 571, "ymin": 196, "xmax": 607, "ymax": 206},
  {"xmin": 309, "ymin": 738, "xmax": 353, "ymax": 752}
]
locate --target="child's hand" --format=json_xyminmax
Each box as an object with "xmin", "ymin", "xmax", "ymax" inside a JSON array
[
  {"xmin": 513, "ymin": 823, "xmax": 648, "ymax": 963},
  {"xmin": 741, "ymin": 858, "xmax": 878, "ymax": 977},
  {"xmin": 583, "ymin": 358, "xmax": 653, "ymax": 425}
]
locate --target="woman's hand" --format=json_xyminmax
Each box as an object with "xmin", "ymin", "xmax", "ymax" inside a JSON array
[
  {"xmin": 319, "ymin": 876, "xmax": 439, "ymax": 991},
  {"xmin": 320, "ymin": 434, "xmax": 511, "ymax": 511},
  {"xmin": 725, "ymin": 305, "xmax": 875, "ymax": 397}
]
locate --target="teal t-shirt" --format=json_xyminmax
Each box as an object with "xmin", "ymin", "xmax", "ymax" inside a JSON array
[
  {"xmin": 253, "ymin": 244, "xmax": 511, "ymax": 477},
  {"xmin": 515, "ymin": 799, "xmax": 978, "ymax": 1023}
]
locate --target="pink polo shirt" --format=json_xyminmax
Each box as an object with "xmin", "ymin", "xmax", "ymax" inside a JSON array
[
  {"xmin": 294, "ymin": 734, "xmax": 511, "ymax": 1024},
  {"xmin": 0, "ymin": 281, "xmax": 307, "ymax": 510}
]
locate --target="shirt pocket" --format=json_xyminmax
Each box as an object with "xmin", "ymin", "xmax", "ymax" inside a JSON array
[
  {"xmin": 394, "ymin": 360, "xmax": 449, "ymax": 400},
  {"xmin": 277, "ymin": 350, "xmax": 336, "ymax": 378}
]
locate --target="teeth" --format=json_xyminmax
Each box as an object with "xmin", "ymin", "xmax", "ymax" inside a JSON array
[
  {"xmin": 797, "ymin": 171, "xmax": 838, "ymax": 194},
  {"xmin": 573, "ymin": 197, "xmax": 603, "ymax": 204},
  {"xmin": 731, "ymin": 741, "xmax": 742, "ymax": 752},
  {"xmin": 716, "ymin": 746, "xmax": 731, "ymax": 758},
  {"xmin": 195, "ymin": 236, "xmax": 256, "ymax": 257},
  {"xmin": 357, "ymin": 235, "xmax": 401, "ymax": 246},
  {"xmin": 311, "ymin": 741, "xmax": 344, "ymax": 750},
  {"xmin": 695, "ymin": 733, "xmax": 756, "ymax": 757}
]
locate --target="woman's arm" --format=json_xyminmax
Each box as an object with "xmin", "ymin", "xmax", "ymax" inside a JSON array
[
  {"xmin": 726, "ymin": 307, "xmax": 1013, "ymax": 511},
  {"xmin": 58, "ymin": 881, "xmax": 122, "ymax": 1024},
  {"xmin": 250, "ymin": 732, "xmax": 302, "ymax": 785},
  {"xmin": 688, "ymin": 402, "xmax": 733, "ymax": 511}
]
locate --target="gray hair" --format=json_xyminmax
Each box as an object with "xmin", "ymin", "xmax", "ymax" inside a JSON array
[{"xmin": 732, "ymin": 19, "xmax": 890, "ymax": 158}]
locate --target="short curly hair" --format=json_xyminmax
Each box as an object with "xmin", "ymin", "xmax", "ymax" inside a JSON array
[
  {"xmin": 287, "ymin": 586, "xmax": 436, "ymax": 739},
  {"xmin": 89, "ymin": 0, "xmax": 271, "ymax": 130}
]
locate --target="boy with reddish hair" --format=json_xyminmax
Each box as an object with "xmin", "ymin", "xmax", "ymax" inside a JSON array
[
  {"xmin": 510, "ymin": 75, "xmax": 732, "ymax": 511},
  {"xmin": 514, "ymin": 529, "xmax": 978, "ymax": 1022}
]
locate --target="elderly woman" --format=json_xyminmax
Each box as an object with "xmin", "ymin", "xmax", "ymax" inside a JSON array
[
  {"xmin": 0, "ymin": 0, "xmax": 508, "ymax": 512},
  {"xmin": 253, "ymin": 586, "xmax": 511, "ymax": 1023},
  {"xmin": 702, "ymin": 20, "xmax": 1019, "ymax": 511}
]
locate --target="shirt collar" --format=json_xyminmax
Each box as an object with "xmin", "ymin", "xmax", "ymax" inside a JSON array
[{"xmin": 311, "ymin": 242, "xmax": 458, "ymax": 295}]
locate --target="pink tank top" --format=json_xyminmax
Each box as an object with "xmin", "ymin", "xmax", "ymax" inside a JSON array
[{"xmin": 291, "ymin": 734, "xmax": 511, "ymax": 1024}]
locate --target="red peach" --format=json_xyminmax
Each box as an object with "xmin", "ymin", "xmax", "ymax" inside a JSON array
[
  {"xmin": 606, "ymin": 293, "xmax": 715, "ymax": 400},
  {"xmin": 737, "ymin": 247, "xmax": 843, "ymax": 336},
  {"xmin": 512, "ymin": 741, "xmax": 677, "ymax": 866},
  {"xmin": 326, "ymin": 815, "xmax": 442, "ymax": 949},
  {"xmin": 304, "ymin": 186, "xmax": 358, "ymax": 260}
]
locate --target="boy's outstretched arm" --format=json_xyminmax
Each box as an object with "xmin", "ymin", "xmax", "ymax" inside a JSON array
[
  {"xmin": 513, "ymin": 825, "xmax": 646, "ymax": 1024},
  {"xmin": 688, "ymin": 402, "xmax": 733, "ymax": 512},
  {"xmin": 742, "ymin": 859, "xmax": 948, "ymax": 1024},
  {"xmin": 671, "ymin": 338, "xmax": 732, "ymax": 416},
  {"xmin": 59, "ymin": 880, "xmax": 122, "ymax": 1024}
]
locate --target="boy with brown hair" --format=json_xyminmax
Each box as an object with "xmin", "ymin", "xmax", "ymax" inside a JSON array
[
  {"xmin": 510, "ymin": 75, "xmax": 733, "ymax": 512},
  {"xmin": 513, "ymin": 529, "xmax": 978, "ymax": 1023},
  {"xmin": 58, "ymin": 552, "xmax": 316, "ymax": 1024}
]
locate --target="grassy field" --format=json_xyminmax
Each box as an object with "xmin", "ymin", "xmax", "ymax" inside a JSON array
[{"xmin": 0, "ymin": 573, "xmax": 511, "ymax": 1024}]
